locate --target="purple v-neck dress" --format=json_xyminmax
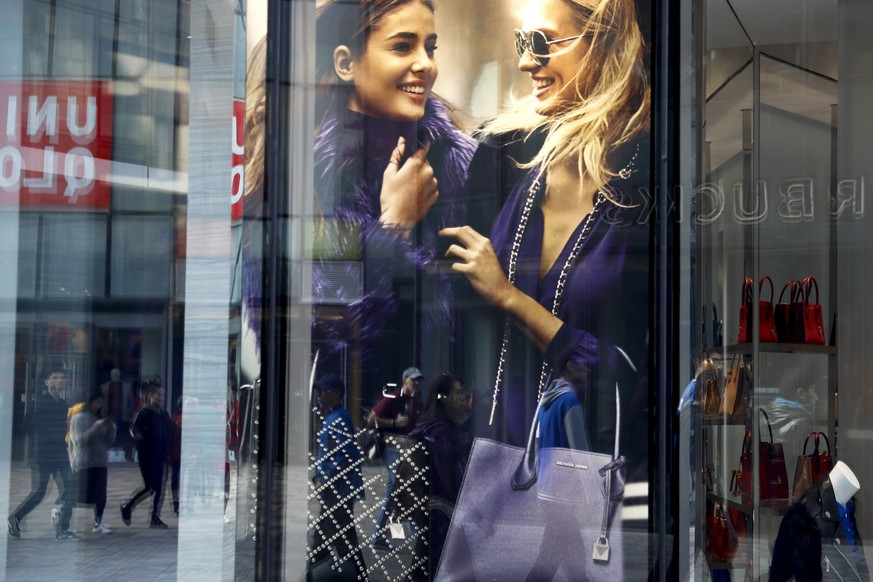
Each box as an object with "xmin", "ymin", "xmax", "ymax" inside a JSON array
[{"xmin": 489, "ymin": 171, "xmax": 650, "ymax": 452}]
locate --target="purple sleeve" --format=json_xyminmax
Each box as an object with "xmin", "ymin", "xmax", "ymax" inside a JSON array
[{"xmin": 543, "ymin": 323, "xmax": 600, "ymax": 378}]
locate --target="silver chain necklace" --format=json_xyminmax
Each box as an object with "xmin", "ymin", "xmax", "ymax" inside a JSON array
[{"xmin": 488, "ymin": 179, "xmax": 607, "ymax": 426}]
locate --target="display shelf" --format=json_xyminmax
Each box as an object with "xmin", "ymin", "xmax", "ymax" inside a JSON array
[
  {"xmin": 703, "ymin": 416, "xmax": 747, "ymax": 426},
  {"xmin": 706, "ymin": 492, "xmax": 751, "ymax": 515},
  {"xmin": 704, "ymin": 538, "xmax": 754, "ymax": 571},
  {"xmin": 706, "ymin": 492, "xmax": 790, "ymax": 515},
  {"xmin": 708, "ymin": 343, "xmax": 836, "ymax": 356}
]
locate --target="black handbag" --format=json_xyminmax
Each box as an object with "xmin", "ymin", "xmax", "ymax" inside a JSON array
[
  {"xmin": 435, "ymin": 384, "xmax": 626, "ymax": 581},
  {"xmin": 356, "ymin": 427, "xmax": 384, "ymax": 460}
]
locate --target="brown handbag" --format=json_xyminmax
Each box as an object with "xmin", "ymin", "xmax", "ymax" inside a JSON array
[
  {"xmin": 718, "ymin": 356, "xmax": 747, "ymax": 420},
  {"xmin": 792, "ymin": 431, "xmax": 834, "ymax": 499},
  {"xmin": 702, "ymin": 377, "xmax": 720, "ymax": 418}
]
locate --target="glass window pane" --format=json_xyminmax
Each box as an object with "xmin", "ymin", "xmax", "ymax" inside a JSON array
[
  {"xmin": 682, "ymin": 0, "xmax": 873, "ymax": 579},
  {"xmin": 40, "ymin": 214, "xmax": 107, "ymax": 299},
  {"xmin": 110, "ymin": 215, "xmax": 173, "ymax": 298}
]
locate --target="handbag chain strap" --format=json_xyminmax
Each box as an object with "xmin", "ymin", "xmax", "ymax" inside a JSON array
[{"xmin": 489, "ymin": 178, "xmax": 607, "ymax": 425}]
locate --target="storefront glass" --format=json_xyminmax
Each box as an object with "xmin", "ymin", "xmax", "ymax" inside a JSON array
[
  {"xmin": 0, "ymin": 0, "xmax": 242, "ymax": 578},
  {"xmin": 12, "ymin": 0, "xmax": 873, "ymax": 580},
  {"xmin": 253, "ymin": 0, "xmax": 662, "ymax": 579},
  {"xmin": 684, "ymin": 0, "xmax": 873, "ymax": 579}
]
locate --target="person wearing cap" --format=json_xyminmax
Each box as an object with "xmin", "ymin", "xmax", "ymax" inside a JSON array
[
  {"xmin": 308, "ymin": 373, "xmax": 367, "ymax": 580},
  {"xmin": 367, "ymin": 367, "xmax": 425, "ymax": 551}
]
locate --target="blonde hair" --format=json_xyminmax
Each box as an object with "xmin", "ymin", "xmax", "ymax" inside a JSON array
[
  {"xmin": 481, "ymin": 0, "xmax": 650, "ymax": 194},
  {"xmin": 244, "ymin": 36, "xmax": 268, "ymax": 204}
]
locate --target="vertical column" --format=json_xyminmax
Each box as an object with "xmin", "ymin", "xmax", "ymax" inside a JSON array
[
  {"xmin": 0, "ymin": 0, "xmax": 23, "ymax": 575},
  {"xmin": 837, "ymin": 0, "xmax": 873, "ymax": 541},
  {"xmin": 177, "ymin": 0, "xmax": 233, "ymax": 578}
]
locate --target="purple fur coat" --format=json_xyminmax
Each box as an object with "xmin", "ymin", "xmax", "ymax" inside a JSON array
[{"xmin": 311, "ymin": 98, "xmax": 476, "ymax": 369}]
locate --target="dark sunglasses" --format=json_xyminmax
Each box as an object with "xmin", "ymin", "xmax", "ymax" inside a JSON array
[{"xmin": 514, "ymin": 29, "xmax": 583, "ymax": 66}]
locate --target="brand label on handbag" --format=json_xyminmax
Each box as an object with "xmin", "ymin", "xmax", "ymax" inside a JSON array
[
  {"xmin": 556, "ymin": 460, "xmax": 589, "ymax": 470},
  {"xmin": 593, "ymin": 537, "xmax": 610, "ymax": 562}
]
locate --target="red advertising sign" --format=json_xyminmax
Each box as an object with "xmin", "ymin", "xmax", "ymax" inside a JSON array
[
  {"xmin": 231, "ymin": 98, "xmax": 244, "ymax": 219},
  {"xmin": 0, "ymin": 81, "xmax": 113, "ymax": 208}
]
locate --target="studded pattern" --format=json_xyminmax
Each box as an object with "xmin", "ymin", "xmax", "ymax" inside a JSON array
[{"xmin": 307, "ymin": 408, "xmax": 432, "ymax": 581}]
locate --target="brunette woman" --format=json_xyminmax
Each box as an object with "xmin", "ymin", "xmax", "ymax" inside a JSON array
[{"xmin": 312, "ymin": 0, "xmax": 476, "ymax": 385}]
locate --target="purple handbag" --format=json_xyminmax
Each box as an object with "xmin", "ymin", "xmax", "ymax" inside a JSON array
[{"xmin": 434, "ymin": 385, "xmax": 626, "ymax": 581}]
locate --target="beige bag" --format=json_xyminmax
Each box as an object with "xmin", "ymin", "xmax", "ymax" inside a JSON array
[{"xmin": 718, "ymin": 357, "xmax": 747, "ymax": 419}]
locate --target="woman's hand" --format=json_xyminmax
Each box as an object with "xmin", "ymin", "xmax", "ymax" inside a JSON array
[
  {"xmin": 380, "ymin": 137, "xmax": 439, "ymax": 234},
  {"xmin": 439, "ymin": 226, "xmax": 516, "ymax": 309}
]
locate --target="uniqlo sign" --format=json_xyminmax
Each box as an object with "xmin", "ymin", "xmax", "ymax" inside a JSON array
[
  {"xmin": 0, "ymin": 81, "xmax": 113, "ymax": 208},
  {"xmin": 231, "ymin": 98, "xmax": 244, "ymax": 220}
]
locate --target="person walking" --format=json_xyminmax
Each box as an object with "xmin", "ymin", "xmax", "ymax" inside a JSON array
[
  {"xmin": 69, "ymin": 390, "xmax": 117, "ymax": 534},
  {"xmin": 368, "ymin": 366, "xmax": 425, "ymax": 551},
  {"xmin": 7, "ymin": 370, "xmax": 78, "ymax": 539},
  {"xmin": 307, "ymin": 373, "xmax": 368, "ymax": 581},
  {"xmin": 120, "ymin": 380, "xmax": 172, "ymax": 529}
]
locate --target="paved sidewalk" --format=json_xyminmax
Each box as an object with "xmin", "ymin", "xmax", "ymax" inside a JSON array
[
  {"xmin": 4, "ymin": 462, "xmax": 193, "ymax": 581},
  {"xmin": 2, "ymin": 460, "xmax": 410, "ymax": 581}
]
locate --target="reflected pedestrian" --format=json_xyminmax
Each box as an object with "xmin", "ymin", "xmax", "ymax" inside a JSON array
[
  {"xmin": 120, "ymin": 380, "xmax": 172, "ymax": 529},
  {"xmin": 307, "ymin": 373, "xmax": 368, "ymax": 581},
  {"xmin": 7, "ymin": 370, "xmax": 78, "ymax": 540},
  {"xmin": 69, "ymin": 390, "xmax": 117, "ymax": 534},
  {"xmin": 368, "ymin": 366, "xmax": 424, "ymax": 551},
  {"xmin": 405, "ymin": 372, "xmax": 471, "ymax": 581}
]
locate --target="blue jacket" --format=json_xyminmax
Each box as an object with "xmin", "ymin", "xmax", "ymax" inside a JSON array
[
  {"xmin": 315, "ymin": 407, "xmax": 364, "ymax": 500},
  {"xmin": 537, "ymin": 379, "xmax": 591, "ymax": 451}
]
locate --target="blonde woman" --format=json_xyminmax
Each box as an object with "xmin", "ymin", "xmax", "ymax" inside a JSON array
[{"xmin": 442, "ymin": 0, "xmax": 650, "ymax": 454}]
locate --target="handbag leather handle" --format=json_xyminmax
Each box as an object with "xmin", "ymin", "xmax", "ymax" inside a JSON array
[
  {"xmin": 778, "ymin": 280, "xmax": 801, "ymax": 304},
  {"xmin": 758, "ymin": 408, "xmax": 774, "ymax": 444},
  {"xmin": 742, "ymin": 277, "xmax": 753, "ymax": 305},
  {"xmin": 802, "ymin": 431, "xmax": 831, "ymax": 456},
  {"xmin": 512, "ymin": 381, "xmax": 622, "ymax": 491},
  {"xmin": 759, "ymin": 276, "xmax": 774, "ymax": 303},
  {"xmin": 802, "ymin": 276, "xmax": 819, "ymax": 305},
  {"xmin": 741, "ymin": 429, "xmax": 753, "ymax": 455},
  {"xmin": 818, "ymin": 431, "xmax": 831, "ymax": 455},
  {"xmin": 802, "ymin": 431, "xmax": 817, "ymax": 455},
  {"xmin": 513, "ymin": 347, "xmax": 632, "ymax": 490}
]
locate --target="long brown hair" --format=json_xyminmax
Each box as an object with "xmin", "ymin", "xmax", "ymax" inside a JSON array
[{"xmin": 315, "ymin": 0, "xmax": 437, "ymax": 122}]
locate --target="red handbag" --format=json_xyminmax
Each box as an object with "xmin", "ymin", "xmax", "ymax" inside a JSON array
[
  {"xmin": 728, "ymin": 471, "xmax": 749, "ymax": 537},
  {"xmin": 775, "ymin": 279, "xmax": 803, "ymax": 343},
  {"xmin": 705, "ymin": 500, "xmax": 738, "ymax": 562},
  {"xmin": 739, "ymin": 409, "xmax": 789, "ymax": 503},
  {"xmin": 738, "ymin": 276, "xmax": 778, "ymax": 343},
  {"xmin": 801, "ymin": 276, "xmax": 826, "ymax": 345}
]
